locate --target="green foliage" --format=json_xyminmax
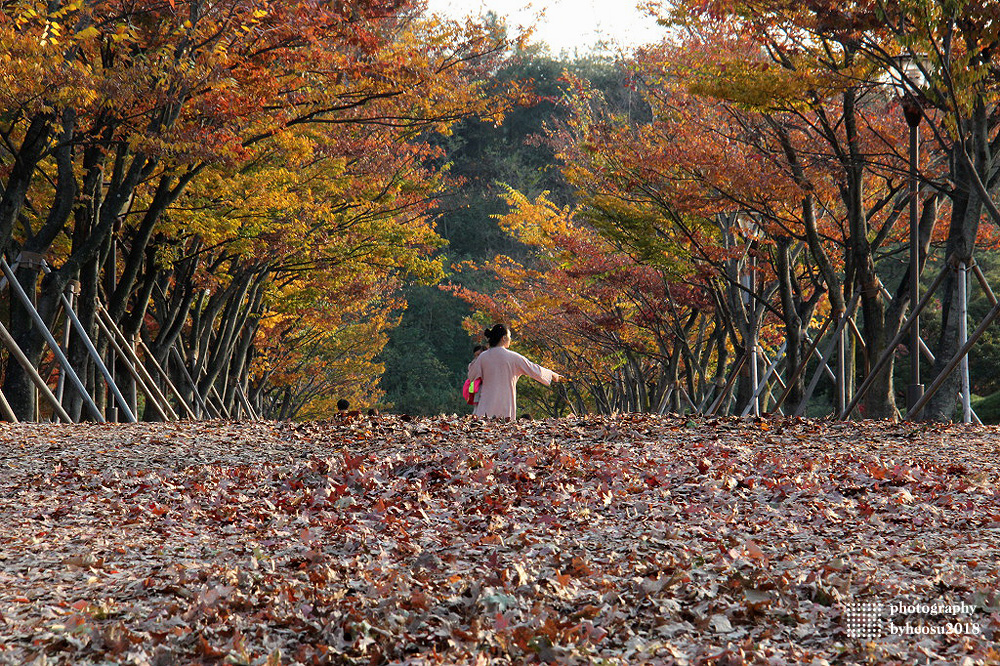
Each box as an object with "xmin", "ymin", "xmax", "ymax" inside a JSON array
[
  {"xmin": 379, "ymin": 285, "xmax": 474, "ymax": 416},
  {"xmin": 910, "ymin": 253, "xmax": 1000, "ymax": 400},
  {"xmin": 379, "ymin": 53, "xmax": 643, "ymax": 414},
  {"xmin": 963, "ymin": 253, "xmax": 1000, "ymax": 397},
  {"xmin": 971, "ymin": 390, "xmax": 1000, "ymax": 424}
]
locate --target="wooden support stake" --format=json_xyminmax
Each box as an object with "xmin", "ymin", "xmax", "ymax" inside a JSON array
[
  {"xmin": 135, "ymin": 337, "xmax": 196, "ymax": 419},
  {"xmin": 877, "ymin": 281, "xmax": 935, "ymax": 364},
  {"xmin": 807, "ymin": 336, "xmax": 838, "ymax": 382},
  {"xmin": 846, "ymin": 315, "xmax": 869, "ymax": 377},
  {"xmin": 0, "ymin": 383, "xmax": 17, "ymax": 423},
  {"xmin": 771, "ymin": 315, "xmax": 832, "ymax": 413},
  {"xmin": 209, "ymin": 384, "xmax": 232, "ymax": 419},
  {"xmin": 171, "ymin": 346, "xmax": 218, "ymax": 418},
  {"xmin": 906, "ymin": 293, "xmax": 1000, "ymax": 420},
  {"xmin": 708, "ymin": 353, "xmax": 747, "ymax": 417},
  {"xmin": 55, "ymin": 283, "xmax": 77, "ymax": 404},
  {"xmin": 236, "ymin": 382, "xmax": 259, "ymax": 421},
  {"xmin": 19, "ymin": 258, "xmax": 134, "ymax": 422},
  {"xmin": 741, "ymin": 341, "xmax": 787, "ymax": 417},
  {"xmin": 697, "ymin": 381, "xmax": 719, "ymax": 413},
  {"xmin": 657, "ymin": 387, "xmax": 674, "ymax": 415},
  {"xmin": 53, "ymin": 289, "xmax": 136, "ymax": 423},
  {"xmin": 678, "ymin": 384, "xmax": 699, "ymax": 414},
  {"xmin": 795, "ymin": 294, "xmax": 861, "ymax": 417},
  {"xmin": 959, "ymin": 262, "xmax": 972, "ymax": 424},
  {"xmin": 971, "ymin": 262, "xmax": 999, "ymax": 306}
]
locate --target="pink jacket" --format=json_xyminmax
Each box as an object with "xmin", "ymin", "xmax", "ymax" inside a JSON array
[{"xmin": 467, "ymin": 346, "xmax": 555, "ymax": 419}]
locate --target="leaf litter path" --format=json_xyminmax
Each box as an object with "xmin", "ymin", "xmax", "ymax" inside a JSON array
[{"xmin": 0, "ymin": 415, "xmax": 998, "ymax": 665}]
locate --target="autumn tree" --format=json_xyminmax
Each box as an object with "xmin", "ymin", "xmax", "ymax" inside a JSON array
[
  {"xmin": 0, "ymin": 0, "xmax": 515, "ymax": 420},
  {"xmin": 447, "ymin": 185, "xmax": 722, "ymax": 415},
  {"xmin": 849, "ymin": 0, "xmax": 1000, "ymax": 419}
]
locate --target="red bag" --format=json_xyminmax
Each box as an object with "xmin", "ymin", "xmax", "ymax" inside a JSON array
[{"xmin": 462, "ymin": 378, "xmax": 481, "ymax": 405}]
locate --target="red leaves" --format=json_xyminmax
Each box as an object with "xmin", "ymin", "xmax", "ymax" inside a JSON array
[
  {"xmin": 743, "ymin": 540, "xmax": 767, "ymax": 562},
  {"xmin": 0, "ymin": 416, "xmax": 997, "ymax": 663}
]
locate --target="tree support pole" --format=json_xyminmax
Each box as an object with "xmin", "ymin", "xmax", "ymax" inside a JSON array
[
  {"xmin": 96, "ymin": 306, "xmax": 179, "ymax": 420},
  {"xmin": 708, "ymin": 352, "xmax": 747, "ymax": 417},
  {"xmin": 698, "ymin": 383, "xmax": 720, "ymax": 413},
  {"xmin": 171, "ymin": 345, "xmax": 218, "ymax": 418},
  {"xmin": 0, "ymin": 259, "xmax": 104, "ymax": 422},
  {"xmin": 876, "ymin": 273, "xmax": 978, "ymax": 423},
  {"xmin": 25, "ymin": 259, "xmax": 131, "ymax": 422},
  {"xmin": 972, "ymin": 261, "xmax": 998, "ymax": 306},
  {"xmin": 697, "ymin": 368, "xmax": 721, "ymax": 412},
  {"xmin": 846, "ymin": 316, "xmax": 868, "ymax": 379},
  {"xmin": 14, "ymin": 256, "xmax": 136, "ymax": 422},
  {"xmin": 877, "ymin": 282, "xmax": 935, "ymax": 365},
  {"xmin": 905, "ymin": 290, "xmax": 1000, "ymax": 420},
  {"xmin": 836, "ymin": 325, "xmax": 847, "ymax": 415},
  {"xmin": 758, "ymin": 346, "xmax": 788, "ymax": 411},
  {"xmin": 905, "ymin": 104, "xmax": 924, "ymax": 415},
  {"xmin": 677, "ymin": 384, "xmax": 698, "ymax": 414},
  {"xmin": 959, "ymin": 262, "xmax": 972, "ymax": 423},
  {"xmin": 93, "ymin": 312, "xmax": 170, "ymax": 421},
  {"xmin": 742, "ymin": 342, "xmax": 787, "ymax": 417},
  {"xmin": 236, "ymin": 383, "xmax": 259, "ymax": 420},
  {"xmin": 0, "ymin": 317, "xmax": 70, "ymax": 422},
  {"xmin": 0, "ymin": 381, "xmax": 16, "ymax": 422},
  {"xmin": 809, "ymin": 342, "xmax": 838, "ymax": 382},
  {"xmin": 54, "ymin": 282, "xmax": 77, "ymax": 404},
  {"xmin": 795, "ymin": 293, "xmax": 861, "ymax": 417},
  {"xmin": 58, "ymin": 291, "xmax": 137, "ymax": 423},
  {"xmin": 135, "ymin": 336, "xmax": 196, "ymax": 419},
  {"xmin": 209, "ymin": 383, "xmax": 232, "ymax": 419},
  {"xmin": 771, "ymin": 315, "xmax": 832, "ymax": 413},
  {"xmin": 657, "ymin": 386, "xmax": 674, "ymax": 415},
  {"xmin": 840, "ymin": 264, "xmax": 949, "ymax": 420}
]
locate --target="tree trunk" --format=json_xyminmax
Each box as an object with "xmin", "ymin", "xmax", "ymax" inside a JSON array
[
  {"xmin": 0, "ymin": 114, "xmax": 52, "ymax": 248},
  {"xmin": 926, "ymin": 119, "xmax": 990, "ymax": 419},
  {"xmin": 2, "ymin": 265, "xmax": 45, "ymax": 420}
]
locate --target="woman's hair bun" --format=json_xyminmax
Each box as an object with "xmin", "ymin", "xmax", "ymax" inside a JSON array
[{"xmin": 484, "ymin": 323, "xmax": 509, "ymax": 347}]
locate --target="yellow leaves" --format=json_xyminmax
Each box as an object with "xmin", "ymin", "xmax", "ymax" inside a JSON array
[
  {"xmin": 37, "ymin": 20, "xmax": 60, "ymax": 46},
  {"xmin": 253, "ymin": 276, "xmax": 400, "ymax": 415},
  {"xmin": 495, "ymin": 188, "xmax": 580, "ymax": 252},
  {"xmin": 685, "ymin": 57, "xmax": 838, "ymax": 112},
  {"xmin": 75, "ymin": 26, "xmax": 98, "ymax": 41}
]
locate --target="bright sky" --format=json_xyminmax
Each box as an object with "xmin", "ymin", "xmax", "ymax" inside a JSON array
[{"xmin": 424, "ymin": 0, "xmax": 664, "ymax": 56}]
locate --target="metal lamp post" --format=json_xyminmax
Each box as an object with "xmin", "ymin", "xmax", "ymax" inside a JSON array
[
  {"xmin": 887, "ymin": 54, "xmax": 927, "ymax": 417},
  {"xmin": 736, "ymin": 212, "xmax": 762, "ymax": 415},
  {"xmin": 903, "ymin": 97, "xmax": 923, "ymax": 416}
]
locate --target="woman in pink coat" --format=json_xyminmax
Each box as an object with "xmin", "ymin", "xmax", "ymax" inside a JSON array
[{"xmin": 467, "ymin": 324, "xmax": 563, "ymax": 419}]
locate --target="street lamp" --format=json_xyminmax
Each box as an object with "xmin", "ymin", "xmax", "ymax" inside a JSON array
[
  {"xmin": 903, "ymin": 96, "xmax": 923, "ymax": 415},
  {"xmin": 735, "ymin": 212, "xmax": 763, "ymax": 415},
  {"xmin": 889, "ymin": 55, "xmax": 928, "ymax": 416}
]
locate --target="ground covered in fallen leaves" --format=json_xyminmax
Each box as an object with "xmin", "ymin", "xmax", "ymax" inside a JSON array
[{"xmin": 1, "ymin": 415, "xmax": 999, "ymax": 665}]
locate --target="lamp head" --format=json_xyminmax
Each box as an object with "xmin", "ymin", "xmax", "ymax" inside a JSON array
[{"xmin": 902, "ymin": 96, "xmax": 923, "ymax": 127}]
